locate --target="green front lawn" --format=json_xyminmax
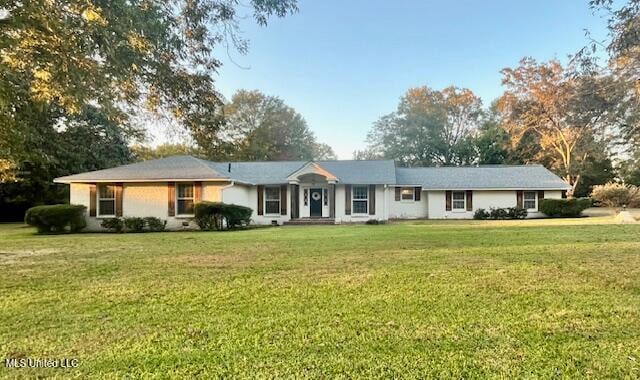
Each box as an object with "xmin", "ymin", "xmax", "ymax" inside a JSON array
[{"xmin": 1, "ymin": 219, "xmax": 640, "ymax": 378}]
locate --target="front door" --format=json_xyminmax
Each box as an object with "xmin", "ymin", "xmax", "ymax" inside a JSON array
[{"xmin": 310, "ymin": 188, "xmax": 323, "ymax": 217}]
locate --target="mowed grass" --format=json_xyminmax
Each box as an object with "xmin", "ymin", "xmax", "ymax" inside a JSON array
[{"xmin": 1, "ymin": 218, "xmax": 640, "ymax": 378}]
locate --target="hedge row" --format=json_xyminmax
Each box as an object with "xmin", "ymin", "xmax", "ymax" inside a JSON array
[
  {"xmin": 473, "ymin": 207, "xmax": 528, "ymax": 220},
  {"xmin": 24, "ymin": 204, "xmax": 87, "ymax": 233},
  {"xmin": 101, "ymin": 217, "xmax": 166, "ymax": 233},
  {"xmin": 539, "ymin": 198, "xmax": 592, "ymax": 217},
  {"xmin": 194, "ymin": 202, "xmax": 252, "ymax": 230}
]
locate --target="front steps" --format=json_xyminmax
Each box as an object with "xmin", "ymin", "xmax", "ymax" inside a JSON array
[{"xmin": 283, "ymin": 218, "xmax": 335, "ymax": 226}]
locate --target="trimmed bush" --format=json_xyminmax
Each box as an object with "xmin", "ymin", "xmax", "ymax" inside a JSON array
[
  {"xmin": 473, "ymin": 208, "xmax": 490, "ymax": 220},
  {"xmin": 474, "ymin": 207, "xmax": 527, "ymax": 220},
  {"xmin": 194, "ymin": 202, "xmax": 252, "ymax": 230},
  {"xmin": 124, "ymin": 217, "xmax": 145, "ymax": 232},
  {"xmin": 101, "ymin": 217, "xmax": 124, "ymax": 232},
  {"xmin": 144, "ymin": 217, "xmax": 166, "ymax": 232},
  {"xmin": 24, "ymin": 204, "xmax": 87, "ymax": 233},
  {"xmin": 540, "ymin": 198, "xmax": 592, "ymax": 217},
  {"xmin": 507, "ymin": 207, "xmax": 528, "ymax": 219},
  {"xmin": 591, "ymin": 182, "xmax": 640, "ymax": 208},
  {"xmin": 365, "ymin": 219, "xmax": 385, "ymax": 225}
]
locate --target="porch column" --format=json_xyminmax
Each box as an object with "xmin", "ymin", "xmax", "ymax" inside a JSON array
[{"xmin": 329, "ymin": 184, "xmax": 336, "ymax": 218}]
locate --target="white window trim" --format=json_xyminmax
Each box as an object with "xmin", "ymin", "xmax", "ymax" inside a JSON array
[
  {"xmin": 400, "ymin": 187, "xmax": 415, "ymax": 202},
  {"xmin": 352, "ymin": 185, "xmax": 369, "ymax": 215},
  {"xmin": 264, "ymin": 186, "xmax": 281, "ymax": 216},
  {"xmin": 523, "ymin": 191, "xmax": 538, "ymax": 211},
  {"xmin": 452, "ymin": 191, "xmax": 466, "ymax": 212},
  {"xmin": 97, "ymin": 184, "xmax": 116, "ymax": 218},
  {"xmin": 176, "ymin": 183, "xmax": 195, "ymax": 217}
]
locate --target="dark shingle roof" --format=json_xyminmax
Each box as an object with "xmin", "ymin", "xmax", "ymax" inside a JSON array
[
  {"xmin": 395, "ymin": 165, "xmax": 570, "ymax": 190},
  {"xmin": 209, "ymin": 159, "xmax": 397, "ymax": 184},
  {"xmin": 55, "ymin": 156, "xmax": 570, "ymax": 190},
  {"xmin": 54, "ymin": 155, "xmax": 229, "ymax": 182}
]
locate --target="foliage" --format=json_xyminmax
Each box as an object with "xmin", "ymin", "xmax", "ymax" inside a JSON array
[
  {"xmin": 497, "ymin": 58, "xmax": 622, "ymax": 197},
  {"xmin": 24, "ymin": 204, "xmax": 87, "ymax": 233},
  {"xmin": 365, "ymin": 219, "xmax": 385, "ymax": 225},
  {"xmin": 143, "ymin": 217, "xmax": 167, "ymax": 232},
  {"xmin": 0, "ymin": 104, "xmax": 134, "ymax": 222},
  {"xmin": 0, "ymin": 0, "xmax": 297, "ymax": 149},
  {"xmin": 588, "ymin": 0, "xmax": 640, "ymax": 151},
  {"xmin": 364, "ymin": 86, "xmax": 483, "ymax": 166},
  {"xmin": 2, "ymin": 221, "xmax": 640, "ymax": 377},
  {"xmin": 539, "ymin": 198, "xmax": 592, "ymax": 217},
  {"xmin": 474, "ymin": 207, "xmax": 527, "ymax": 220},
  {"xmin": 101, "ymin": 218, "xmax": 124, "ymax": 233},
  {"xmin": 591, "ymin": 182, "xmax": 640, "ymax": 208},
  {"xmin": 215, "ymin": 90, "xmax": 335, "ymax": 160},
  {"xmin": 131, "ymin": 144, "xmax": 203, "ymax": 162},
  {"xmin": 124, "ymin": 217, "xmax": 146, "ymax": 233},
  {"xmin": 194, "ymin": 201, "xmax": 252, "ymax": 230}
]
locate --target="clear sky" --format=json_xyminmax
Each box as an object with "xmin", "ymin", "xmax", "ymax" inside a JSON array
[{"xmin": 213, "ymin": 0, "xmax": 610, "ymax": 159}]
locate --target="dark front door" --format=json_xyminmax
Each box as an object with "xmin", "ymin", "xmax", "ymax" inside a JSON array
[{"xmin": 310, "ymin": 188, "xmax": 323, "ymax": 217}]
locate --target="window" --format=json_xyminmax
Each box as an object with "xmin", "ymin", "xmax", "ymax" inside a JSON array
[
  {"xmin": 401, "ymin": 187, "xmax": 414, "ymax": 201},
  {"xmin": 303, "ymin": 189, "xmax": 308, "ymax": 206},
  {"xmin": 98, "ymin": 184, "xmax": 116, "ymax": 216},
  {"xmin": 323, "ymin": 188, "xmax": 328, "ymax": 206},
  {"xmin": 524, "ymin": 191, "xmax": 537, "ymax": 210},
  {"xmin": 177, "ymin": 183, "xmax": 195, "ymax": 215},
  {"xmin": 352, "ymin": 185, "xmax": 368, "ymax": 214},
  {"xmin": 265, "ymin": 186, "xmax": 281, "ymax": 214},
  {"xmin": 452, "ymin": 191, "xmax": 466, "ymax": 210}
]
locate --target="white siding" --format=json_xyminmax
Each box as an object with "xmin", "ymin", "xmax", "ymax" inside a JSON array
[
  {"xmin": 334, "ymin": 184, "xmax": 387, "ymax": 223},
  {"xmin": 427, "ymin": 189, "xmax": 564, "ymax": 219},
  {"xmin": 71, "ymin": 181, "xmax": 231, "ymax": 231},
  {"xmin": 229, "ymin": 184, "xmax": 292, "ymax": 225},
  {"xmin": 388, "ymin": 188, "xmax": 428, "ymax": 219}
]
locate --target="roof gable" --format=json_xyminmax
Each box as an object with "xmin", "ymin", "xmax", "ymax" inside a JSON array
[{"xmin": 287, "ymin": 162, "xmax": 339, "ymax": 182}]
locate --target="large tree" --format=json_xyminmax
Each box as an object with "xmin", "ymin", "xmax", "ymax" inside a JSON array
[
  {"xmin": 216, "ymin": 90, "xmax": 336, "ymax": 161},
  {"xmin": 364, "ymin": 86, "xmax": 482, "ymax": 166},
  {"xmin": 497, "ymin": 58, "xmax": 622, "ymax": 197},
  {"xmin": 0, "ymin": 0, "xmax": 297, "ymax": 162}
]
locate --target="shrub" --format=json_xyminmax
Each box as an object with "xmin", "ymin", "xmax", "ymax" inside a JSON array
[
  {"xmin": 144, "ymin": 217, "xmax": 166, "ymax": 232},
  {"xmin": 473, "ymin": 207, "xmax": 527, "ymax": 220},
  {"xmin": 365, "ymin": 219, "xmax": 385, "ymax": 225},
  {"xmin": 194, "ymin": 202, "xmax": 253, "ymax": 230},
  {"xmin": 473, "ymin": 208, "xmax": 490, "ymax": 220},
  {"xmin": 223, "ymin": 204, "xmax": 253, "ymax": 229},
  {"xmin": 591, "ymin": 182, "xmax": 640, "ymax": 208},
  {"xmin": 124, "ymin": 217, "xmax": 145, "ymax": 232},
  {"xmin": 24, "ymin": 204, "xmax": 87, "ymax": 233},
  {"xmin": 507, "ymin": 207, "xmax": 528, "ymax": 219},
  {"xmin": 540, "ymin": 198, "xmax": 592, "ymax": 217},
  {"xmin": 101, "ymin": 217, "xmax": 124, "ymax": 232}
]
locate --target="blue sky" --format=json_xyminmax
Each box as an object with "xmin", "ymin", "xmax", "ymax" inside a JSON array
[{"xmin": 214, "ymin": 0, "xmax": 610, "ymax": 159}]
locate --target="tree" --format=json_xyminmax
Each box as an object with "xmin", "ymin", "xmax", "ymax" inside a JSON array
[
  {"xmin": 365, "ymin": 86, "xmax": 483, "ymax": 166},
  {"xmin": 497, "ymin": 58, "xmax": 622, "ymax": 197},
  {"xmin": 0, "ymin": 105, "xmax": 133, "ymax": 221},
  {"xmin": 588, "ymin": 0, "xmax": 640, "ymax": 149},
  {"xmin": 217, "ymin": 90, "xmax": 336, "ymax": 161},
  {"xmin": 131, "ymin": 144, "xmax": 203, "ymax": 161},
  {"xmin": 0, "ymin": 0, "xmax": 298, "ymax": 162}
]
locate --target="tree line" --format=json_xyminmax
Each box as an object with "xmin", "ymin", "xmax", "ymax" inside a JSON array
[{"xmin": 1, "ymin": 0, "xmax": 639, "ymax": 220}]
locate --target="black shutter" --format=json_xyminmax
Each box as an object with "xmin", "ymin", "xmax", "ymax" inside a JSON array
[
  {"xmin": 257, "ymin": 185, "xmax": 264, "ymax": 215},
  {"xmin": 368, "ymin": 185, "xmax": 376, "ymax": 215},
  {"xmin": 345, "ymin": 185, "xmax": 351, "ymax": 215}
]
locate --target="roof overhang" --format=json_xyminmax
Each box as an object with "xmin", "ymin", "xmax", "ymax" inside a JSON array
[
  {"xmin": 286, "ymin": 161, "xmax": 338, "ymax": 184},
  {"xmin": 53, "ymin": 178, "xmax": 236, "ymax": 184}
]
